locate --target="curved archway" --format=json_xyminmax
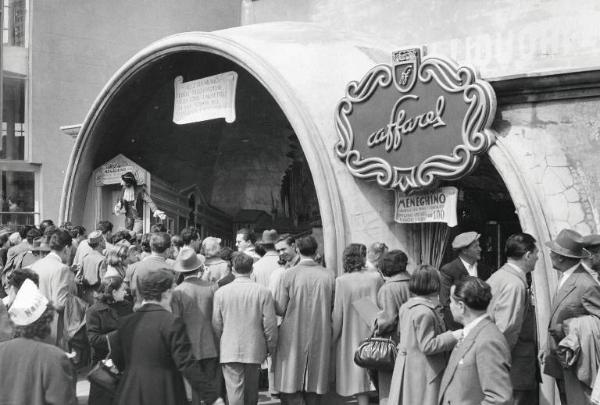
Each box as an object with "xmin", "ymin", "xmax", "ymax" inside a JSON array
[{"xmin": 59, "ymin": 23, "xmax": 403, "ymax": 272}]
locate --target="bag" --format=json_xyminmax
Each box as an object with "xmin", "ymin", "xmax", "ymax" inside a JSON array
[
  {"xmin": 354, "ymin": 335, "xmax": 398, "ymax": 372},
  {"xmin": 87, "ymin": 358, "xmax": 121, "ymax": 393}
]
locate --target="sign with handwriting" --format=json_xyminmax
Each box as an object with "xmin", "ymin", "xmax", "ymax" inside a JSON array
[
  {"xmin": 334, "ymin": 47, "xmax": 496, "ymax": 192},
  {"xmin": 395, "ymin": 186, "xmax": 458, "ymax": 226},
  {"xmin": 173, "ymin": 72, "xmax": 238, "ymax": 125}
]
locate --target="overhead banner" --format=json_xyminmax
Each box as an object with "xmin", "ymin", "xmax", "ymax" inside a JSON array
[
  {"xmin": 334, "ymin": 47, "xmax": 496, "ymax": 192},
  {"xmin": 172, "ymin": 72, "xmax": 238, "ymax": 125},
  {"xmin": 394, "ymin": 186, "xmax": 458, "ymax": 226}
]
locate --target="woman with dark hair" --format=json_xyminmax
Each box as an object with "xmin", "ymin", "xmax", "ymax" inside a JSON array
[
  {"xmin": 0, "ymin": 279, "xmax": 77, "ymax": 405},
  {"xmin": 374, "ymin": 250, "xmax": 411, "ymax": 405},
  {"xmin": 110, "ymin": 268, "xmax": 224, "ymax": 405},
  {"xmin": 333, "ymin": 243, "xmax": 384, "ymax": 405},
  {"xmin": 388, "ymin": 265, "xmax": 462, "ymax": 405},
  {"xmin": 85, "ymin": 274, "xmax": 132, "ymax": 405}
]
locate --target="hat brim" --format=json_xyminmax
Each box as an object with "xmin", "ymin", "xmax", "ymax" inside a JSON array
[
  {"xmin": 545, "ymin": 240, "xmax": 591, "ymax": 259},
  {"xmin": 173, "ymin": 262, "xmax": 203, "ymax": 273}
]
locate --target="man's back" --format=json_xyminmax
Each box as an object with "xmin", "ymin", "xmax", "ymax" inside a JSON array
[
  {"xmin": 171, "ymin": 278, "xmax": 218, "ymax": 360},
  {"xmin": 251, "ymin": 251, "xmax": 279, "ymax": 288},
  {"xmin": 213, "ymin": 277, "xmax": 277, "ymax": 364},
  {"xmin": 31, "ymin": 253, "xmax": 74, "ymax": 310},
  {"xmin": 129, "ymin": 255, "xmax": 173, "ymax": 299}
]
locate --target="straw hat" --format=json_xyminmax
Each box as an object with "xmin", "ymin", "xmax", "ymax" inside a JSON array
[
  {"xmin": 545, "ymin": 229, "xmax": 590, "ymax": 259},
  {"xmin": 174, "ymin": 248, "xmax": 205, "ymax": 273},
  {"xmin": 8, "ymin": 279, "xmax": 49, "ymax": 326}
]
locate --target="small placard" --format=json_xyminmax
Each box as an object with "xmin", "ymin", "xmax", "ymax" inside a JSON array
[
  {"xmin": 172, "ymin": 72, "xmax": 238, "ymax": 125},
  {"xmin": 394, "ymin": 186, "xmax": 458, "ymax": 226}
]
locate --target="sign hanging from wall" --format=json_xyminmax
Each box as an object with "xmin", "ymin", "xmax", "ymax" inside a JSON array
[
  {"xmin": 95, "ymin": 154, "xmax": 146, "ymax": 186},
  {"xmin": 172, "ymin": 72, "xmax": 238, "ymax": 125},
  {"xmin": 334, "ymin": 47, "xmax": 496, "ymax": 193},
  {"xmin": 394, "ymin": 186, "xmax": 458, "ymax": 226}
]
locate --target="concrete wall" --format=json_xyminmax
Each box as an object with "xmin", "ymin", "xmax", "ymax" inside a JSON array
[
  {"xmin": 30, "ymin": 0, "xmax": 241, "ymax": 222},
  {"xmin": 246, "ymin": 0, "xmax": 600, "ymax": 79}
]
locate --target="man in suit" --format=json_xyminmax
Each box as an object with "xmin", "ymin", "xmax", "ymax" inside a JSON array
[
  {"xmin": 542, "ymin": 228, "xmax": 600, "ymax": 405},
  {"xmin": 439, "ymin": 276, "xmax": 512, "ymax": 405},
  {"xmin": 212, "ymin": 252, "xmax": 278, "ymax": 405},
  {"xmin": 30, "ymin": 229, "xmax": 77, "ymax": 347},
  {"xmin": 582, "ymin": 234, "xmax": 600, "ymax": 283},
  {"xmin": 487, "ymin": 233, "xmax": 539, "ymax": 405},
  {"xmin": 79, "ymin": 230, "xmax": 106, "ymax": 305},
  {"xmin": 440, "ymin": 231, "xmax": 494, "ymax": 329},
  {"xmin": 129, "ymin": 232, "xmax": 173, "ymax": 305}
]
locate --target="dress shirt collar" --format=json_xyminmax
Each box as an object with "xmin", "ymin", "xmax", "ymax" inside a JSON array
[
  {"xmin": 558, "ymin": 262, "xmax": 580, "ymax": 289},
  {"xmin": 463, "ymin": 313, "xmax": 488, "ymax": 338},
  {"xmin": 459, "ymin": 257, "xmax": 478, "ymax": 277}
]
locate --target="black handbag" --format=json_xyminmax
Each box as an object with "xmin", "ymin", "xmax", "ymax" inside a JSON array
[
  {"xmin": 354, "ymin": 334, "xmax": 398, "ymax": 372},
  {"xmin": 87, "ymin": 337, "xmax": 121, "ymax": 393}
]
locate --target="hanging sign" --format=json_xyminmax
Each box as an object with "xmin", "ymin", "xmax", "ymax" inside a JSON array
[
  {"xmin": 334, "ymin": 47, "xmax": 496, "ymax": 193},
  {"xmin": 173, "ymin": 72, "xmax": 238, "ymax": 125},
  {"xmin": 95, "ymin": 154, "xmax": 146, "ymax": 186},
  {"xmin": 394, "ymin": 186, "xmax": 458, "ymax": 226}
]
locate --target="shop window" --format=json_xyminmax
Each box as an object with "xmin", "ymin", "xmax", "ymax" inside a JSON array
[
  {"xmin": 1, "ymin": 77, "xmax": 25, "ymax": 160},
  {"xmin": 0, "ymin": 170, "xmax": 36, "ymax": 230}
]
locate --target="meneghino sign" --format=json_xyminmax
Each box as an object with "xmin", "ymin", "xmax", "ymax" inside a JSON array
[{"xmin": 334, "ymin": 47, "xmax": 496, "ymax": 193}]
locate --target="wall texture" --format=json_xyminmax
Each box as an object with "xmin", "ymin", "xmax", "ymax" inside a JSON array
[{"xmin": 31, "ymin": 0, "xmax": 241, "ymax": 221}]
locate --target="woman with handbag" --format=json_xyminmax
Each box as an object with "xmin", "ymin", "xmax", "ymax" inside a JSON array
[
  {"xmin": 333, "ymin": 243, "xmax": 384, "ymax": 405},
  {"xmin": 388, "ymin": 265, "xmax": 462, "ymax": 405},
  {"xmin": 374, "ymin": 250, "xmax": 411, "ymax": 405},
  {"xmin": 85, "ymin": 269, "xmax": 132, "ymax": 405}
]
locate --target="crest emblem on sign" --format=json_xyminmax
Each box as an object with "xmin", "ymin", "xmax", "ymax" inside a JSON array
[
  {"xmin": 334, "ymin": 47, "xmax": 497, "ymax": 193},
  {"xmin": 392, "ymin": 48, "xmax": 420, "ymax": 93}
]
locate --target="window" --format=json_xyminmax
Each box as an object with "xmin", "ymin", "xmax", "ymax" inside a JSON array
[
  {"xmin": 0, "ymin": 170, "xmax": 36, "ymax": 230},
  {"xmin": 1, "ymin": 77, "xmax": 26, "ymax": 160},
  {"xmin": 3, "ymin": 0, "xmax": 26, "ymax": 47}
]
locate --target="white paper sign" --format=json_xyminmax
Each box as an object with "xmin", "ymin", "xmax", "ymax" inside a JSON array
[
  {"xmin": 395, "ymin": 186, "xmax": 458, "ymax": 227},
  {"xmin": 172, "ymin": 72, "xmax": 238, "ymax": 125}
]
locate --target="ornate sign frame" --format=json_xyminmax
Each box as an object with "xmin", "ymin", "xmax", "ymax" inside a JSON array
[{"xmin": 334, "ymin": 47, "xmax": 496, "ymax": 193}]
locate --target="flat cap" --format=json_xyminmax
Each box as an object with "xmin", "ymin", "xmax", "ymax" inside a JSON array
[{"xmin": 451, "ymin": 232, "xmax": 480, "ymax": 250}]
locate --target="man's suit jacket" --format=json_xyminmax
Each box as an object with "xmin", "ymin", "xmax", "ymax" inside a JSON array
[
  {"xmin": 439, "ymin": 317, "xmax": 513, "ymax": 405},
  {"xmin": 212, "ymin": 276, "xmax": 277, "ymax": 364},
  {"xmin": 487, "ymin": 263, "xmax": 538, "ymax": 390},
  {"xmin": 545, "ymin": 264, "xmax": 600, "ymax": 377},
  {"xmin": 439, "ymin": 258, "xmax": 493, "ymax": 329}
]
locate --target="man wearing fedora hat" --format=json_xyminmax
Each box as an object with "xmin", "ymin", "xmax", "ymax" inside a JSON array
[
  {"xmin": 542, "ymin": 228, "xmax": 600, "ymax": 405},
  {"xmin": 114, "ymin": 171, "xmax": 165, "ymax": 234},
  {"xmin": 171, "ymin": 249, "xmax": 221, "ymax": 405},
  {"xmin": 440, "ymin": 231, "xmax": 494, "ymax": 330}
]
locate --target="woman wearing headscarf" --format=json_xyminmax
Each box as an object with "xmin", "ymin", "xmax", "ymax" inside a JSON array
[
  {"xmin": 85, "ymin": 271, "xmax": 132, "ymax": 405},
  {"xmin": 0, "ymin": 279, "xmax": 77, "ymax": 405},
  {"xmin": 388, "ymin": 265, "xmax": 462, "ymax": 405},
  {"xmin": 110, "ymin": 268, "xmax": 224, "ymax": 405},
  {"xmin": 333, "ymin": 243, "xmax": 384, "ymax": 405},
  {"xmin": 374, "ymin": 250, "xmax": 411, "ymax": 405}
]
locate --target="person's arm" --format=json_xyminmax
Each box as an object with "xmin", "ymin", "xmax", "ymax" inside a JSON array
[
  {"xmin": 274, "ymin": 272, "xmax": 290, "ymax": 317},
  {"xmin": 413, "ymin": 308, "xmax": 458, "ymax": 354},
  {"xmin": 477, "ymin": 333, "xmax": 513, "ymax": 405},
  {"xmin": 43, "ymin": 352, "xmax": 77, "ymax": 405},
  {"xmin": 54, "ymin": 265, "xmax": 75, "ymax": 311},
  {"xmin": 488, "ymin": 283, "xmax": 526, "ymax": 350},
  {"xmin": 262, "ymin": 290, "xmax": 278, "ymax": 356},
  {"xmin": 212, "ymin": 292, "xmax": 224, "ymax": 338},
  {"xmin": 375, "ymin": 285, "xmax": 398, "ymax": 334},
  {"xmin": 583, "ymin": 282, "xmax": 600, "ymax": 319},
  {"xmin": 140, "ymin": 188, "xmax": 159, "ymax": 212},
  {"xmin": 85, "ymin": 308, "xmax": 109, "ymax": 354},
  {"xmin": 331, "ymin": 278, "xmax": 343, "ymax": 342},
  {"xmin": 170, "ymin": 291, "xmax": 184, "ymax": 319}
]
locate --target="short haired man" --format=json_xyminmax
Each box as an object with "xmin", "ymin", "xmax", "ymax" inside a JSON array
[
  {"xmin": 129, "ymin": 232, "xmax": 174, "ymax": 306},
  {"xmin": 439, "ymin": 231, "xmax": 494, "ymax": 330},
  {"xmin": 273, "ymin": 235, "xmax": 335, "ymax": 404},
  {"xmin": 487, "ymin": 233, "xmax": 539, "ymax": 405},
  {"xmin": 542, "ymin": 229, "xmax": 600, "ymax": 405},
  {"xmin": 30, "ymin": 229, "xmax": 76, "ymax": 347},
  {"xmin": 439, "ymin": 276, "xmax": 512, "ymax": 405},
  {"xmin": 73, "ymin": 220, "xmax": 113, "ymax": 267},
  {"xmin": 269, "ymin": 234, "xmax": 299, "ymax": 294},
  {"xmin": 235, "ymin": 228, "xmax": 260, "ymax": 262},
  {"xmin": 213, "ymin": 252, "xmax": 277, "ymax": 405}
]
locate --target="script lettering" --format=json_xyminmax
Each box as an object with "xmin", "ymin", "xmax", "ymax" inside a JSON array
[{"xmin": 367, "ymin": 95, "xmax": 447, "ymax": 152}]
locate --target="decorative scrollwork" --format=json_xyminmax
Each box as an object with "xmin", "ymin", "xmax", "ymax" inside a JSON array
[{"xmin": 333, "ymin": 50, "xmax": 496, "ymax": 193}]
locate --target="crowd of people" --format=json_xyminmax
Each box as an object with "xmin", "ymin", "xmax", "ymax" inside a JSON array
[{"xmin": 0, "ymin": 213, "xmax": 599, "ymax": 405}]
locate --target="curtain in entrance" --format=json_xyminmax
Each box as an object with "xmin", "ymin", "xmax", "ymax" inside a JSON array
[{"xmin": 408, "ymin": 223, "xmax": 450, "ymax": 270}]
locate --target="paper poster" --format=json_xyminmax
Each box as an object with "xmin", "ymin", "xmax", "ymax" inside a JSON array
[{"xmin": 395, "ymin": 186, "xmax": 458, "ymax": 226}]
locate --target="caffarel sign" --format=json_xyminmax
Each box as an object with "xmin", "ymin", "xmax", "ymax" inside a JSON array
[{"xmin": 334, "ymin": 47, "xmax": 496, "ymax": 192}]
